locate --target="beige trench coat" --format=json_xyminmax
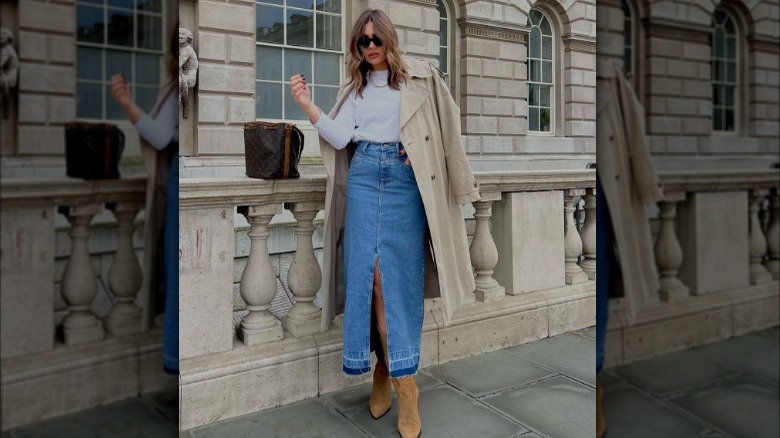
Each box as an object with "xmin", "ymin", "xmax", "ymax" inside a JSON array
[
  {"xmin": 596, "ymin": 62, "xmax": 664, "ymax": 324},
  {"xmin": 319, "ymin": 57, "xmax": 481, "ymax": 331}
]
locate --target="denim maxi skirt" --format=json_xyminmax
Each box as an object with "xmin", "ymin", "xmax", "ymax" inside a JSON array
[{"xmin": 342, "ymin": 140, "xmax": 428, "ymax": 378}]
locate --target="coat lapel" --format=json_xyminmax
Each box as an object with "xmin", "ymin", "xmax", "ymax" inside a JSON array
[{"xmin": 399, "ymin": 78, "xmax": 430, "ymax": 130}]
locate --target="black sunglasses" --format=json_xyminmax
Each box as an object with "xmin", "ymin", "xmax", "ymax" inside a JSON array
[{"xmin": 357, "ymin": 35, "xmax": 383, "ymax": 49}]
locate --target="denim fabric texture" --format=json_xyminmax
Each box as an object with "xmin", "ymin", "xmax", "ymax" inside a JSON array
[
  {"xmin": 342, "ymin": 141, "xmax": 428, "ymax": 378},
  {"xmin": 163, "ymin": 151, "xmax": 179, "ymax": 375},
  {"xmin": 596, "ymin": 176, "xmax": 610, "ymax": 375}
]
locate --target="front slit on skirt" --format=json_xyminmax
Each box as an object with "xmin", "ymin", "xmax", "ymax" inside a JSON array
[{"xmin": 342, "ymin": 140, "xmax": 428, "ymax": 379}]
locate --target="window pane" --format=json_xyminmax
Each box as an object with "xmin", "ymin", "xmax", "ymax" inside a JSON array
[
  {"xmin": 440, "ymin": 18, "xmax": 448, "ymax": 43},
  {"xmin": 528, "ymin": 84, "xmax": 538, "ymax": 106},
  {"xmin": 109, "ymin": 0, "xmax": 133, "ymax": 8},
  {"xmin": 438, "ymin": 0, "xmax": 446, "ymax": 16},
  {"xmin": 713, "ymin": 60, "xmax": 723, "ymax": 81},
  {"xmin": 314, "ymin": 52, "xmax": 340, "ymax": 85},
  {"xmin": 529, "ymin": 107, "xmax": 539, "ymax": 132},
  {"xmin": 540, "ymin": 108, "xmax": 550, "ymax": 131},
  {"xmin": 285, "ymin": 90, "xmax": 306, "ymax": 119},
  {"xmin": 315, "ymin": 0, "xmax": 340, "ymax": 13},
  {"xmin": 81, "ymin": 0, "xmax": 102, "ymax": 4},
  {"xmin": 725, "ymin": 85, "xmax": 734, "ymax": 106},
  {"xmin": 138, "ymin": 13, "xmax": 161, "ymax": 50},
  {"xmin": 288, "ymin": 0, "xmax": 313, "ymax": 9},
  {"xmin": 724, "ymin": 17, "xmax": 735, "ymax": 34},
  {"xmin": 136, "ymin": 0, "xmax": 162, "ymax": 12},
  {"xmin": 623, "ymin": 21, "xmax": 632, "ymax": 45},
  {"xmin": 77, "ymin": 82, "xmax": 103, "ymax": 119},
  {"xmin": 77, "ymin": 5, "xmax": 104, "ymax": 43},
  {"xmin": 107, "ymin": 9, "xmax": 133, "ymax": 46},
  {"xmin": 287, "ymin": 10, "xmax": 313, "ymax": 47},
  {"xmin": 77, "ymin": 47, "xmax": 103, "ymax": 80},
  {"xmin": 713, "ymin": 85, "xmax": 722, "ymax": 105},
  {"xmin": 726, "ymin": 61, "xmax": 736, "ymax": 82},
  {"xmin": 530, "ymin": 27, "xmax": 541, "ymax": 59},
  {"xmin": 724, "ymin": 108, "xmax": 734, "ymax": 131},
  {"xmin": 106, "ymin": 84, "xmax": 127, "ymax": 119},
  {"xmin": 542, "ymin": 35, "xmax": 551, "ymax": 60},
  {"xmin": 623, "ymin": 48, "xmax": 632, "ymax": 74},
  {"xmin": 529, "ymin": 60, "xmax": 539, "ymax": 82},
  {"xmin": 714, "ymin": 27, "xmax": 724, "ymax": 57},
  {"xmin": 258, "ymin": 0, "xmax": 283, "ymax": 5},
  {"xmin": 135, "ymin": 86, "xmax": 158, "ymax": 112},
  {"xmin": 106, "ymin": 49, "xmax": 132, "ymax": 81},
  {"xmin": 284, "ymin": 49, "xmax": 312, "ymax": 82},
  {"xmin": 713, "ymin": 107, "xmax": 722, "ymax": 130},
  {"xmin": 439, "ymin": 47, "xmax": 448, "ymax": 73},
  {"xmin": 539, "ymin": 17, "xmax": 551, "ymax": 35},
  {"xmin": 257, "ymin": 46, "xmax": 283, "ymax": 80},
  {"xmin": 529, "ymin": 10, "xmax": 541, "ymax": 25},
  {"xmin": 726, "ymin": 36, "xmax": 736, "ymax": 59},
  {"xmin": 136, "ymin": 52, "xmax": 160, "ymax": 85},
  {"xmin": 312, "ymin": 86, "xmax": 338, "ymax": 112},
  {"xmin": 256, "ymin": 82, "xmax": 283, "ymax": 119},
  {"xmin": 257, "ymin": 6, "xmax": 284, "ymax": 44},
  {"xmin": 540, "ymin": 84, "xmax": 550, "ymax": 107},
  {"xmin": 316, "ymin": 13, "xmax": 341, "ymax": 50},
  {"xmin": 542, "ymin": 61, "xmax": 552, "ymax": 83}
]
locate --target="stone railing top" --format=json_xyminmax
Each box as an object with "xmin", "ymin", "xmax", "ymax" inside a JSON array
[
  {"xmin": 179, "ymin": 170, "xmax": 597, "ymax": 209},
  {"xmin": 0, "ymin": 176, "xmax": 146, "ymax": 209},
  {"xmin": 659, "ymin": 170, "xmax": 780, "ymax": 194}
]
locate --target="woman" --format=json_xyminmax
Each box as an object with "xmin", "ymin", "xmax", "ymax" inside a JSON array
[
  {"xmin": 291, "ymin": 9, "xmax": 479, "ymax": 438},
  {"xmin": 110, "ymin": 26, "xmax": 179, "ymax": 376}
]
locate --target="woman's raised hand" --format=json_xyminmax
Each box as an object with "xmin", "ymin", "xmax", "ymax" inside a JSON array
[{"xmin": 289, "ymin": 74, "xmax": 312, "ymax": 108}]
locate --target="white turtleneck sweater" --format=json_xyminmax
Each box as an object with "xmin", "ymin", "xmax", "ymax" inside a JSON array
[{"xmin": 312, "ymin": 69, "xmax": 401, "ymax": 149}]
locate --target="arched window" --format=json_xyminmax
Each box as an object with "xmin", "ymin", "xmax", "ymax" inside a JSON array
[
  {"xmin": 255, "ymin": 0, "xmax": 344, "ymax": 120},
  {"xmin": 711, "ymin": 9, "xmax": 737, "ymax": 132},
  {"xmin": 437, "ymin": 0, "xmax": 450, "ymax": 85},
  {"xmin": 524, "ymin": 9, "xmax": 553, "ymax": 133},
  {"xmin": 622, "ymin": 0, "xmax": 634, "ymax": 80}
]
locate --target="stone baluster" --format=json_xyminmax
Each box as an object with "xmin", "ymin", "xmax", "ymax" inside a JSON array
[
  {"xmin": 58, "ymin": 205, "xmax": 104, "ymax": 346},
  {"xmin": 237, "ymin": 204, "xmax": 284, "ymax": 346},
  {"xmin": 564, "ymin": 190, "xmax": 588, "ymax": 285},
  {"xmin": 579, "ymin": 188, "xmax": 597, "ymax": 280},
  {"xmin": 104, "ymin": 203, "xmax": 143, "ymax": 336},
  {"xmin": 654, "ymin": 192, "xmax": 689, "ymax": 301},
  {"xmin": 469, "ymin": 192, "xmax": 505, "ymax": 302},
  {"xmin": 282, "ymin": 202, "xmax": 324, "ymax": 337},
  {"xmin": 749, "ymin": 189, "xmax": 772, "ymax": 284},
  {"xmin": 766, "ymin": 190, "xmax": 779, "ymax": 279}
]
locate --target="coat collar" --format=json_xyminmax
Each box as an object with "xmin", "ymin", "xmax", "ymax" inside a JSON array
[{"xmin": 328, "ymin": 57, "xmax": 432, "ymax": 130}]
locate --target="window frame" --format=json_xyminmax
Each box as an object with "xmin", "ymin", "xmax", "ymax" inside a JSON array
[
  {"xmin": 710, "ymin": 8, "xmax": 739, "ymax": 135},
  {"xmin": 524, "ymin": 8, "xmax": 555, "ymax": 136},
  {"xmin": 255, "ymin": 0, "xmax": 346, "ymax": 123},
  {"xmin": 75, "ymin": 0, "xmax": 166, "ymax": 121}
]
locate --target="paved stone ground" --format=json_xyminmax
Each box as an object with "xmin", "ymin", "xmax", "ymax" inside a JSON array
[
  {"xmin": 601, "ymin": 325, "xmax": 780, "ymax": 438},
  {"xmin": 182, "ymin": 327, "xmax": 596, "ymax": 438}
]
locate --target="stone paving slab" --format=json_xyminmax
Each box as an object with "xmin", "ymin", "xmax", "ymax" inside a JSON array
[
  {"xmin": 482, "ymin": 375, "xmax": 595, "ymax": 438},
  {"xmin": 427, "ymin": 347, "xmax": 557, "ymax": 397},
  {"xmin": 669, "ymin": 376, "xmax": 780, "ymax": 438},
  {"xmin": 506, "ymin": 333, "xmax": 596, "ymax": 387},
  {"xmin": 343, "ymin": 385, "xmax": 526, "ymax": 438},
  {"xmin": 190, "ymin": 398, "xmax": 365, "ymax": 438},
  {"xmin": 6, "ymin": 395, "xmax": 176, "ymax": 438},
  {"xmin": 610, "ymin": 349, "xmax": 737, "ymax": 397},
  {"xmin": 689, "ymin": 333, "xmax": 779, "ymax": 385}
]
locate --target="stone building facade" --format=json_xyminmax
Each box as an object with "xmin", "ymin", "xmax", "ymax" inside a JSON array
[{"xmin": 178, "ymin": 0, "xmax": 598, "ymax": 175}]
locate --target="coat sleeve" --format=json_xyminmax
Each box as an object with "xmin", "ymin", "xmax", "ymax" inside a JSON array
[
  {"xmin": 431, "ymin": 63, "xmax": 481, "ymax": 205},
  {"xmin": 616, "ymin": 71, "xmax": 664, "ymax": 204}
]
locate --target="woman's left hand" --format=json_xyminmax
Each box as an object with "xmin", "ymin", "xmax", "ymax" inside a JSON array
[{"xmin": 399, "ymin": 148, "xmax": 410, "ymax": 165}]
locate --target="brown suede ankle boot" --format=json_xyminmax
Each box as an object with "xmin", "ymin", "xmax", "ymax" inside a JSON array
[
  {"xmin": 391, "ymin": 376, "xmax": 421, "ymax": 438},
  {"xmin": 369, "ymin": 330, "xmax": 392, "ymax": 419}
]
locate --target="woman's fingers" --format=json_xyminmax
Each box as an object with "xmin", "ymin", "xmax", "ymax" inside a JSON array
[
  {"xmin": 399, "ymin": 149, "xmax": 407, "ymax": 156},
  {"xmin": 405, "ymin": 157, "xmax": 411, "ymax": 165}
]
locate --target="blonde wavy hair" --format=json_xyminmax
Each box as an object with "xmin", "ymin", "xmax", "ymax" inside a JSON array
[{"xmin": 347, "ymin": 9, "xmax": 409, "ymax": 98}]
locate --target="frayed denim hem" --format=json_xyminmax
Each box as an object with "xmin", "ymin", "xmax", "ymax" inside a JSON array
[
  {"xmin": 343, "ymin": 364, "xmax": 371, "ymax": 376},
  {"xmin": 390, "ymin": 363, "xmax": 419, "ymax": 379}
]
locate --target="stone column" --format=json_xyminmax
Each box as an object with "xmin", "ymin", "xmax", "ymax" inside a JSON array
[
  {"xmin": 749, "ymin": 189, "xmax": 772, "ymax": 284},
  {"xmin": 237, "ymin": 204, "xmax": 283, "ymax": 346},
  {"xmin": 281, "ymin": 202, "xmax": 324, "ymax": 337},
  {"xmin": 579, "ymin": 188, "xmax": 596, "ymax": 280},
  {"xmin": 655, "ymin": 192, "xmax": 689, "ymax": 301},
  {"xmin": 104, "ymin": 203, "xmax": 143, "ymax": 336},
  {"xmin": 766, "ymin": 190, "xmax": 779, "ymax": 279},
  {"xmin": 469, "ymin": 192, "xmax": 505, "ymax": 302},
  {"xmin": 58, "ymin": 204, "xmax": 104, "ymax": 346},
  {"xmin": 564, "ymin": 190, "xmax": 588, "ymax": 284}
]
